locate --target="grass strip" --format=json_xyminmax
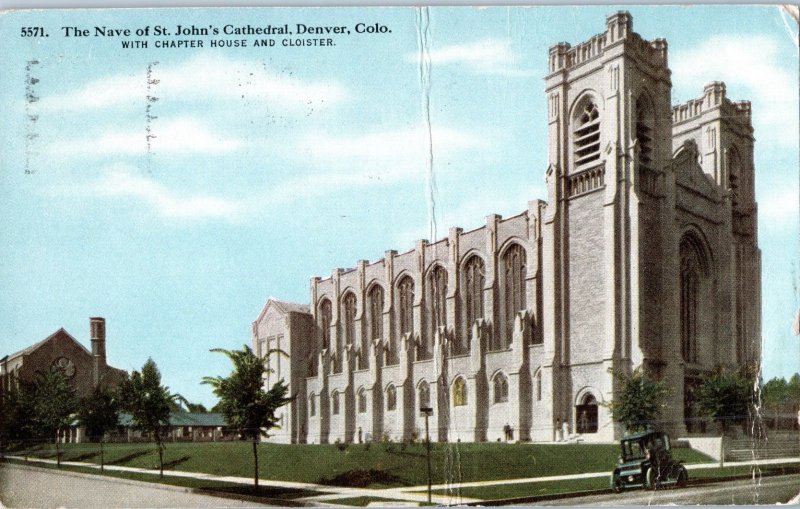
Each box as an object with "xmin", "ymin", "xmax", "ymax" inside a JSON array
[
  {"xmin": 429, "ymin": 476, "xmax": 609, "ymax": 501},
  {"xmin": 331, "ymin": 495, "xmax": 435, "ymax": 506}
]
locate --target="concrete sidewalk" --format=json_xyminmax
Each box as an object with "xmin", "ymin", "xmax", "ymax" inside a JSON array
[
  {"xmin": 388, "ymin": 456, "xmax": 800, "ymax": 494},
  {"xmin": 4, "ymin": 455, "xmax": 476, "ymax": 506},
  {"xmin": 7, "ymin": 454, "xmax": 798, "ymax": 506}
]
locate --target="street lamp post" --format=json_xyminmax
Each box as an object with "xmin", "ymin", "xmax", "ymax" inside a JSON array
[{"xmin": 420, "ymin": 406, "xmax": 433, "ymax": 504}]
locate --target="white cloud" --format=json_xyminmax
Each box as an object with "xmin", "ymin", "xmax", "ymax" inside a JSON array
[
  {"xmin": 36, "ymin": 54, "xmax": 347, "ymax": 112},
  {"xmin": 671, "ymin": 35, "xmax": 798, "ymax": 147},
  {"xmin": 44, "ymin": 117, "xmax": 243, "ymax": 157},
  {"xmin": 405, "ymin": 38, "xmax": 534, "ymax": 77},
  {"xmin": 53, "ymin": 166, "xmax": 244, "ymax": 221},
  {"xmin": 46, "ymin": 125, "xmax": 489, "ymax": 223},
  {"xmin": 294, "ymin": 126, "xmax": 489, "ymax": 184}
]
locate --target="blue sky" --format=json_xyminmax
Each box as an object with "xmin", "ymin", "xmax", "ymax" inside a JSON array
[{"xmin": 1, "ymin": 6, "xmax": 797, "ymax": 407}]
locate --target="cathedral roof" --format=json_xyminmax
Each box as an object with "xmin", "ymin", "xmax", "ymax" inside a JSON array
[
  {"xmin": 253, "ymin": 297, "xmax": 311, "ymax": 325},
  {"xmin": 271, "ymin": 299, "xmax": 311, "ymax": 315}
]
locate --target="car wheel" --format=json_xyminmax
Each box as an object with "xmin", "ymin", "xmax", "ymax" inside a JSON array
[
  {"xmin": 645, "ymin": 468, "xmax": 658, "ymax": 491},
  {"xmin": 676, "ymin": 467, "xmax": 688, "ymax": 488},
  {"xmin": 611, "ymin": 473, "xmax": 622, "ymax": 493}
]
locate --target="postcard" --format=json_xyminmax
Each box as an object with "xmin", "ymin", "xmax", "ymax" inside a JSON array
[{"xmin": 0, "ymin": 4, "xmax": 799, "ymax": 507}]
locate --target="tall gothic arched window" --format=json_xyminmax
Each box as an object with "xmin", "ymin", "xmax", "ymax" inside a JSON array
[
  {"xmin": 363, "ymin": 285, "xmax": 383, "ymax": 370},
  {"xmin": 425, "ymin": 266, "xmax": 447, "ymax": 360},
  {"xmin": 319, "ymin": 299, "xmax": 332, "ymax": 350},
  {"xmin": 636, "ymin": 94, "xmax": 654, "ymax": 171},
  {"xmin": 573, "ymin": 99, "xmax": 601, "ymax": 167},
  {"xmin": 398, "ymin": 276, "xmax": 415, "ymax": 335},
  {"xmin": 343, "ymin": 293, "xmax": 357, "ymax": 346},
  {"xmin": 462, "ymin": 256, "xmax": 485, "ymax": 352},
  {"xmin": 368, "ymin": 285, "xmax": 384, "ymax": 341},
  {"xmin": 502, "ymin": 244, "xmax": 527, "ymax": 349},
  {"xmin": 394, "ymin": 276, "xmax": 414, "ymax": 365},
  {"xmin": 680, "ymin": 233, "xmax": 709, "ymax": 364},
  {"xmin": 331, "ymin": 390, "xmax": 340, "ymax": 415},
  {"xmin": 341, "ymin": 292, "xmax": 357, "ymax": 373},
  {"xmin": 386, "ymin": 276, "xmax": 414, "ymax": 364}
]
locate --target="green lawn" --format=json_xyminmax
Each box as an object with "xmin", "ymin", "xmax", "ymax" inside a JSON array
[{"xmin": 8, "ymin": 441, "xmax": 714, "ymax": 489}]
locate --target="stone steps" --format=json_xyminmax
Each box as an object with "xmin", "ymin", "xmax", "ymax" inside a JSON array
[{"xmin": 725, "ymin": 436, "xmax": 799, "ymax": 462}]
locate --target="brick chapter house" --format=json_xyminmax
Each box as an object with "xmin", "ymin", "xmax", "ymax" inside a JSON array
[
  {"xmin": 252, "ymin": 12, "xmax": 761, "ymax": 444},
  {"xmin": 1, "ymin": 317, "xmax": 127, "ymax": 401}
]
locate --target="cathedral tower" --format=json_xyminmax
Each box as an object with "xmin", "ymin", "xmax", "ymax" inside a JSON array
[{"xmin": 541, "ymin": 12, "xmax": 673, "ymax": 440}]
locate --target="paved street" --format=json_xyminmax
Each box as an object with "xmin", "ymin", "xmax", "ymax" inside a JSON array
[
  {"xmin": 547, "ymin": 474, "xmax": 800, "ymax": 506},
  {"xmin": 0, "ymin": 463, "xmax": 272, "ymax": 508}
]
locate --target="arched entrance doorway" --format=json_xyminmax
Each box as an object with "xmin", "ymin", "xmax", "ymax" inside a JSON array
[{"xmin": 576, "ymin": 394, "xmax": 598, "ymax": 434}]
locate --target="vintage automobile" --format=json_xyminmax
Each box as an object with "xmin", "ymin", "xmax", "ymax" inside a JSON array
[{"xmin": 610, "ymin": 430, "xmax": 688, "ymax": 492}]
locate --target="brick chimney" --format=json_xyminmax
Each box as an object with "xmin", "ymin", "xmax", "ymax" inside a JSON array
[{"xmin": 90, "ymin": 317, "xmax": 106, "ymax": 387}]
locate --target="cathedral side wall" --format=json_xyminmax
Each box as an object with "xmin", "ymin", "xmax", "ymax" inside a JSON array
[{"xmin": 638, "ymin": 196, "xmax": 664, "ymax": 360}]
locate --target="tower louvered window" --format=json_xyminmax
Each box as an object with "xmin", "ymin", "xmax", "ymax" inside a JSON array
[
  {"xmin": 636, "ymin": 96, "xmax": 654, "ymax": 170},
  {"xmin": 728, "ymin": 149, "xmax": 742, "ymax": 208},
  {"xmin": 573, "ymin": 101, "xmax": 600, "ymax": 167}
]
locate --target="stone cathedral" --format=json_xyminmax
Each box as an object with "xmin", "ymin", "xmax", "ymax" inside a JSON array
[{"xmin": 252, "ymin": 12, "xmax": 761, "ymax": 444}]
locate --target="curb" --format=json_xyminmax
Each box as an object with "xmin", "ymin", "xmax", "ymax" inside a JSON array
[{"xmin": 1, "ymin": 461, "xmax": 197, "ymax": 495}]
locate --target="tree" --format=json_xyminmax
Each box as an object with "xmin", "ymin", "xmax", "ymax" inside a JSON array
[
  {"xmin": 78, "ymin": 385, "xmax": 120, "ymax": 472},
  {"xmin": 172, "ymin": 393, "xmax": 208, "ymax": 413},
  {"xmin": 29, "ymin": 369, "xmax": 78, "ymax": 467},
  {"xmin": 119, "ymin": 358, "xmax": 173, "ymax": 477},
  {"xmin": 762, "ymin": 376, "xmax": 789, "ymax": 409},
  {"xmin": 694, "ymin": 368, "xmax": 754, "ymax": 432},
  {"xmin": 0, "ymin": 385, "xmax": 34, "ymax": 454},
  {"xmin": 202, "ymin": 345, "xmax": 291, "ymax": 489},
  {"xmin": 185, "ymin": 402, "xmax": 208, "ymax": 413},
  {"xmin": 606, "ymin": 367, "xmax": 669, "ymax": 433}
]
